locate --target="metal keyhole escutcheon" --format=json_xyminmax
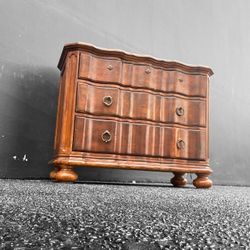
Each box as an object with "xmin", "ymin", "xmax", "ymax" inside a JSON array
[
  {"xmin": 177, "ymin": 139, "xmax": 185, "ymax": 149},
  {"xmin": 102, "ymin": 130, "xmax": 112, "ymax": 143},
  {"xmin": 103, "ymin": 96, "xmax": 113, "ymax": 106},
  {"xmin": 107, "ymin": 65, "xmax": 113, "ymax": 70},
  {"xmin": 176, "ymin": 107, "xmax": 184, "ymax": 116}
]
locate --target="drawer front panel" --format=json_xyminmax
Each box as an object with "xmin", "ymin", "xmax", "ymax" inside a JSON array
[
  {"xmin": 76, "ymin": 82, "xmax": 206, "ymax": 127},
  {"xmin": 73, "ymin": 116, "xmax": 207, "ymax": 160},
  {"xmin": 73, "ymin": 116, "xmax": 117, "ymax": 154},
  {"xmin": 78, "ymin": 53, "xmax": 208, "ymax": 97},
  {"xmin": 122, "ymin": 63, "xmax": 207, "ymax": 97},
  {"xmin": 163, "ymin": 71, "xmax": 207, "ymax": 97},
  {"xmin": 79, "ymin": 53, "xmax": 122, "ymax": 84},
  {"xmin": 76, "ymin": 82, "xmax": 119, "ymax": 116}
]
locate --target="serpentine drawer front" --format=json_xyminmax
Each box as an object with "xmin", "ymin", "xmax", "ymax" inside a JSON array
[
  {"xmin": 73, "ymin": 116, "xmax": 207, "ymax": 160},
  {"xmin": 50, "ymin": 42, "xmax": 214, "ymax": 188},
  {"xmin": 76, "ymin": 81, "xmax": 206, "ymax": 127}
]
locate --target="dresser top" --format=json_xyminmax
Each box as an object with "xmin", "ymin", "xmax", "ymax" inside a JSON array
[{"xmin": 58, "ymin": 42, "xmax": 213, "ymax": 76}]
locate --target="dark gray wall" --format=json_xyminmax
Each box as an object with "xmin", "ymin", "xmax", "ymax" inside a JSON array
[{"xmin": 0, "ymin": 0, "xmax": 250, "ymax": 185}]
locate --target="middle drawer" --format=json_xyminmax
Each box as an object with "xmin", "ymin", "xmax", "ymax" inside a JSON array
[{"xmin": 76, "ymin": 81, "xmax": 206, "ymax": 127}]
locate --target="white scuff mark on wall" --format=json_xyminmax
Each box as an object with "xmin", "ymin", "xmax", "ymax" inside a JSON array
[
  {"xmin": 13, "ymin": 156, "xmax": 17, "ymax": 160},
  {"xmin": 1, "ymin": 135, "xmax": 5, "ymax": 138},
  {"xmin": 0, "ymin": 215, "xmax": 4, "ymax": 223},
  {"xmin": 22, "ymin": 154, "xmax": 28, "ymax": 162}
]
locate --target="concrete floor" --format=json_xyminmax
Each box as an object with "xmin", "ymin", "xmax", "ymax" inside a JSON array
[{"xmin": 0, "ymin": 180, "xmax": 249, "ymax": 250}]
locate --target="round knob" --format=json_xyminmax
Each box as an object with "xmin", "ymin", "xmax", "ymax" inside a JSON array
[
  {"xmin": 145, "ymin": 68, "xmax": 151, "ymax": 74},
  {"xmin": 176, "ymin": 107, "xmax": 184, "ymax": 116},
  {"xmin": 177, "ymin": 139, "xmax": 185, "ymax": 149},
  {"xmin": 107, "ymin": 65, "xmax": 113, "ymax": 70},
  {"xmin": 103, "ymin": 96, "xmax": 113, "ymax": 106},
  {"xmin": 102, "ymin": 130, "xmax": 112, "ymax": 143},
  {"xmin": 178, "ymin": 78, "xmax": 184, "ymax": 83}
]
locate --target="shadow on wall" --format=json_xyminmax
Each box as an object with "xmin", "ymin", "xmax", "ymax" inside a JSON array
[
  {"xmin": 0, "ymin": 61, "xmax": 174, "ymax": 183},
  {"xmin": 0, "ymin": 61, "xmax": 59, "ymax": 178}
]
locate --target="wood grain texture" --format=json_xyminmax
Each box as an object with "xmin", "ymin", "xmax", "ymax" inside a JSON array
[
  {"xmin": 53, "ymin": 52, "xmax": 79, "ymax": 155},
  {"xmin": 58, "ymin": 42, "xmax": 213, "ymax": 76},
  {"xmin": 51, "ymin": 155, "xmax": 212, "ymax": 174},
  {"xmin": 76, "ymin": 81, "xmax": 206, "ymax": 127},
  {"xmin": 51, "ymin": 42, "xmax": 213, "ymax": 188},
  {"xmin": 73, "ymin": 115, "xmax": 207, "ymax": 160},
  {"xmin": 78, "ymin": 53, "xmax": 208, "ymax": 97}
]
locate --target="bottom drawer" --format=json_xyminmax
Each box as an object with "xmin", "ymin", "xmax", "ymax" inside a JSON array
[{"xmin": 73, "ymin": 116, "xmax": 207, "ymax": 160}]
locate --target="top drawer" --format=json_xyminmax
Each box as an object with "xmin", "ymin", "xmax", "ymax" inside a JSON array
[
  {"xmin": 122, "ymin": 63, "xmax": 208, "ymax": 97},
  {"xmin": 78, "ymin": 52, "xmax": 208, "ymax": 97},
  {"xmin": 79, "ymin": 53, "xmax": 122, "ymax": 84}
]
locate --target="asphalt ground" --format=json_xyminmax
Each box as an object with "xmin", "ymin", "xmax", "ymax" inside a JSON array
[{"xmin": 0, "ymin": 180, "xmax": 249, "ymax": 249}]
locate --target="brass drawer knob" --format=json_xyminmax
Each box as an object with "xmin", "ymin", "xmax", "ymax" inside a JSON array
[
  {"xmin": 178, "ymin": 78, "xmax": 184, "ymax": 83},
  {"xmin": 145, "ymin": 68, "xmax": 151, "ymax": 74},
  {"xmin": 102, "ymin": 130, "xmax": 112, "ymax": 143},
  {"xmin": 107, "ymin": 65, "xmax": 113, "ymax": 70},
  {"xmin": 177, "ymin": 139, "xmax": 185, "ymax": 149},
  {"xmin": 103, "ymin": 96, "xmax": 113, "ymax": 106},
  {"xmin": 176, "ymin": 107, "xmax": 184, "ymax": 116}
]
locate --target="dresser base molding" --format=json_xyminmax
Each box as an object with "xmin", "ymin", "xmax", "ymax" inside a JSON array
[{"xmin": 49, "ymin": 156, "xmax": 212, "ymax": 188}]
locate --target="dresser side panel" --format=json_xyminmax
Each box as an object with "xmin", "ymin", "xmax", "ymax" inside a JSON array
[
  {"xmin": 54, "ymin": 51, "xmax": 79, "ymax": 155},
  {"xmin": 206, "ymin": 75, "xmax": 210, "ymax": 161},
  {"xmin": 53, "ymin": 72, "xmax": 65, "ymax": 154}
]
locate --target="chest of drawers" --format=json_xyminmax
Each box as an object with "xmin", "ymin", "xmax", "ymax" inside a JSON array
[{"xmin": 49, "ymin": 42, "xmax": 213, "ymax": 188}]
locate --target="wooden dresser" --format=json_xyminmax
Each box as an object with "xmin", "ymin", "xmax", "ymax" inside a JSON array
[{"xmin": 49, "ymin": 42, "xmax": 213, "ymax": 188}]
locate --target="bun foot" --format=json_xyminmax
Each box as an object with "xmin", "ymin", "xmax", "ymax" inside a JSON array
[
  {"xmin": 50, "ymin": 167, "xmax": 59, "ymax": 180},
  {"xmin": 193, "ymin": 174, "xmax": 212, "ymax": 188},
  {"xmin": 171, "ymin": 172, "xmax": 187, "ymax": 187},
  {"xmin": 54, "ymin": 166, "xmax": 78, "ymax": 182}
]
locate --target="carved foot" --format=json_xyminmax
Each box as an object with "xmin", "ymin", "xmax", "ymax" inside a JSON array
[
  {"xmin": 50, "ymin": 167, "xmax": 59, "ymax": 180},
  {"xmin": 54, "ymin": 166, "xmax": 78, "ymax": 182},
  {"xmin": 193, "ymin": 173, "xmax": 212, "ymax": 188},
  {"xmin": 171, "ymin": 172, "xmax": 187, "ymax": 187}
]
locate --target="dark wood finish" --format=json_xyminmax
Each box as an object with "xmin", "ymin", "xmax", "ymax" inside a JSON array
[
  {"xmin": 193, "ymin": 173, "xmax": 213, "ymax": 188},
  {"xmin": 76, "ymin": 81, "xmax": 206, "ymax": 127},
  {"xmin": 78, "ymin": 52, "xmax": 208, "ymax": 97},
  {"xmin": 171, "ymin": 173, "xmax": 188, "ymax": 187},
  {"xmin": 54, "ymin": 165, "xmax": 78, "ymax": 182},
  {"xmin": 50, "ymin": 42, "xmax": 213, "ymax": 188},
  {"xmin": 73, "ymin": 115, "xmax": 207, "ymax": 160}
]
